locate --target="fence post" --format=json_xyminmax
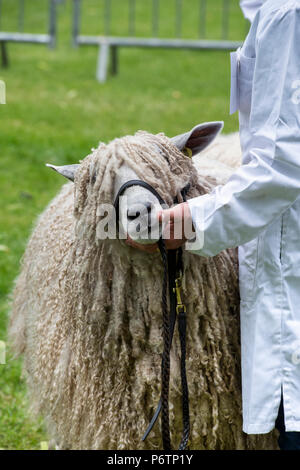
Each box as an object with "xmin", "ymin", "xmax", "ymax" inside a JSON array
[
  {"xmin": 222, "ymin": 0, "xmax": 230, "ymax": 40},
  {"xmin": 104, "ymin": 0, "xmax": 111, "ymax": 36},
  {"xmin": 110, "ymin": 45, "xmax": 118, "ymax": 76},
  {"xmin": 49, "ymin": 0, "xmax": 56, "ymax": 48},
  {"xmin": 0, "ymin": 41, "xmax": 8, "ymax": 68},
  {"xmin": 73, "ymin": 0, "xmax": 81, "ymax": 47},
  {"xmin": 18, "ymin": 0, "xmax": 25, "ymax": 32},
  {"xmin": 96, "ymin": 41, "xmax": 110, "ymax": 83},
  {"xmin": 152, "ymin": 0, "xmax": 159, "ymax": 37},
  {"xmin": 0, "ymin": 0, "xmax": 7, "ymax": 66},
  {"xmin": 198, "ymin": 0, "xmax": 207, "ymax": 38},
  {"xmin": 128, "ymin": 0, "xmax": 136, "ymax": 36},
  {"xmin": 0, "ymin": 341, "xmax": 5, "ymax": 364},
  {"xmin": 175, "ymin": 0, "xmax": 182, "ymax": 39}
]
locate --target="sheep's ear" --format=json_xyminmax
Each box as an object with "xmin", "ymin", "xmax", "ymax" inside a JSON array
[
  {"xmin": 45, "ymin": 163, "xmax": 80, "ymax": 182},
  {"xmin": 170, "ymin": 121, "xmax": 224, "ymax": 156}
]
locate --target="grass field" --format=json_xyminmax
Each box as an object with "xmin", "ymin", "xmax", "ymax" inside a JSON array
[{"xmin": 0, "ymin": 0, "xmax": 245, "ymax": 449}]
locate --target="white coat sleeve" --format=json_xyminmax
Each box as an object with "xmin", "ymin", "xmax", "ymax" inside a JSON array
[{"xmin": 187, "ymin": 6, "xmax": 300, "ymax": 257}]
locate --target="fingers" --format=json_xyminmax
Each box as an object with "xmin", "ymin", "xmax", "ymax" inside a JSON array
[
  {"xmin": 157, "ymin": 207, "xmax": 173, "ymax": 223},
  {"xmin": 157, "ymin": 202, "xmax": 190, "ymax": 223},
  {"xmin": 125, "ymin": 236, "xmax": 158, "ymax": 254},
  {"xmin": 125, "ymin": 202, "xmax": 193, "ymax": 253}
]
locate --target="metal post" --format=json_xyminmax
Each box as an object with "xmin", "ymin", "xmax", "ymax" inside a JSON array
[
  {"xmin": 152, "ymin": 0, "xmax": 159, "ymax": 37},
  {"xmin": 104, "ymin": 0, "xmax": 111, "ymax": 36},
  {"xmin": 96, "ymin": 41, "xmax": 110, "ymax": 83},
  {"xmin": 0, "ymin": 41, "xmax": 8, "ymax": 67},
  {"xmin": 0, "ymin": 0, "xmax": 6, "ymax": 66},
  {"xmin": 175, "ymin": 0, "xmax": 182, "ymax": 39},
  {"xmin": 18, "ymin": 0, "xmax": 25, "ymax": 32},
  {"xmin": 0, "ymin": 0, "xmax": 2, "ymax": 31},
  {"xmin": 199, "ymin": 0, "xmax": 206, "ymax": 38},
  {"xmin": 73, "ymin": 0, "xmax": 81, "ymax": 47},
  {"xmin": 48, "ymin": 0, "xmax": 56, "ymax": 48},
  {"xmin": 222, "ymin": 0, "xmax": 230, "ymax": 40},
  {"xmin": 110, "ymin": 45, "xmax": 118, "ymax": 75},
  {"xmin": 128, "ymin": 0, "xmax": 136, "ymax": 36},
  {"xmin": 0, "ymin": 341, "xmax": 6, "ymax": 364}
]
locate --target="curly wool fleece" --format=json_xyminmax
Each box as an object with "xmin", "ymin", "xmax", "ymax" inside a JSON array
[{"xmin": 9, "ymin": 131, "xmax": 277, "ymax": 449}]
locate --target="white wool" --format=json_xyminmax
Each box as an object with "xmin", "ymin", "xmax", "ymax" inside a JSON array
[{"xmin": 193, "ymin": 132, "xmax": 242, "ymax": 185}]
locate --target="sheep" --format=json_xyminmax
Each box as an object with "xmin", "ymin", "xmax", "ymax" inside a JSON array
[
  {"xmin": 193, "ymin": 132, "xmax": 243, "ymax": 184},
  {"xmin": 9, "ymin": 124, "xmax": 278, "ymax": 450}
]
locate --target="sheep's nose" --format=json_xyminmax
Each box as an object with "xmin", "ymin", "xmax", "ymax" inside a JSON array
[{"xmin": 127, "ymin": 202, "xmax": 152, "ymax": 221}]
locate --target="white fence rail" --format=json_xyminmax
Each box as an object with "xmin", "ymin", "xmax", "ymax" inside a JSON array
[{"xmin": 72, "ymin": 0, "xmax": 248, "ymax": 82}]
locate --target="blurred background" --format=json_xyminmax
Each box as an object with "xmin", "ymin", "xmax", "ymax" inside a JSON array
[{"xmin": 0, "ymin": 0, "xmax": 247, "ymax": 449}]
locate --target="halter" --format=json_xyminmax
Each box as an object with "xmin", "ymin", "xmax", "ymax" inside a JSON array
[
  {"xmin": 113, "ymin": 179, "xmax": 190, "ymax": 219},
  {"xmin": 113, "ymin": 179, "xmax": 191, "ymax": 450}
]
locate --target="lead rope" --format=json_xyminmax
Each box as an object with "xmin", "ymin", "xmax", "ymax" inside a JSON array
[
  {"xmin": 156, "ymin": 241, "xmax": 190, "ymax": 450},
  {"xmin": 176, "ymin": 262, "xmax": 190, "ymax": 450},
  {"xmin": 143, "ymin": 194, "xmax": 190, "ymax": 450},
  {"xmin": 158, "ymin": 237, "xmax": 172, "ymax": 450}
]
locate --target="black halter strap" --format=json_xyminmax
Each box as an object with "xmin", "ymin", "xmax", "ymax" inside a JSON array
[
  {"xmin": 114, "ymin": 179, "xmax": 190, "ymax": 213},
  {"xmin": 113, "ymin": 179, "xmax": 190, "ymax": 450}
]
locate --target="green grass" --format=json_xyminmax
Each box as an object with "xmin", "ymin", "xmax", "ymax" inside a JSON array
[{"xmin": 0, "ymin": 0, "xmax": 245, "ymax": 449}]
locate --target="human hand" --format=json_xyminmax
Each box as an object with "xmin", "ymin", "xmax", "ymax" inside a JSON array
[{"xmin": 125, "ymin": 202, "xmax": 194, "ymax": 252}]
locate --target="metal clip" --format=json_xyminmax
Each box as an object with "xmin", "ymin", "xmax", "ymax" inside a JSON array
[{"xmin": 173, "ymin": 277, "xmax": 187, "ymax": 315}]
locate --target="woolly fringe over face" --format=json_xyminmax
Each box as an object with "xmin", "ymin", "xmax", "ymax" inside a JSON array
[{"xmin": 9, "ymin": 131, "xmax": 278, "ymax": 450}]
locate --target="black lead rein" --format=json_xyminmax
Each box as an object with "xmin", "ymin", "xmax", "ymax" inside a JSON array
[{"xmin": 113, "ymin": 179, "xmax": 190, "ymax": 450}]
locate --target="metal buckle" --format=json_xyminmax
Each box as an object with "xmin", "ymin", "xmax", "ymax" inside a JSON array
[{"xmin": 173, "ymin": 276, "xmax": 186, "ymax": 315}]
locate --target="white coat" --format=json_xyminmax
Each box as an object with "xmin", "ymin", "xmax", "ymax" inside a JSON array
[{"xmin": 187, "ymin": 0, "xmax": 300, "ymax": 434}]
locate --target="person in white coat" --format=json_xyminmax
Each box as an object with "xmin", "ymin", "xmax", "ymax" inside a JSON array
[{"xmin": 127, "ymin": 0, "xmax": 300, "ymax": 450}]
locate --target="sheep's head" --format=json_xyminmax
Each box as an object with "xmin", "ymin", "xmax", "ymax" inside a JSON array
[{"xmin": 46, "ymin": 122, "xmax": 223, "ymax": 245}]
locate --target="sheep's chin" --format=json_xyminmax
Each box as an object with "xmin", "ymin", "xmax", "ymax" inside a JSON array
[
  {"xmin": 127, "ymin": 229, "xmax": 160, "ymax": 245},
  {"xmin": 125, "ymin": 219, "xmax": 161, "ymax": 245}
]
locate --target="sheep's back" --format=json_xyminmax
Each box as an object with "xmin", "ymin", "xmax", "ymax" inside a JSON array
[{"xmin": 193, "ymin": 132, "xmax": 242, "ymax": 186}]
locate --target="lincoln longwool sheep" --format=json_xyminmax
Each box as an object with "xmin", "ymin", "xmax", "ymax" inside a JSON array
[{"xmin": 9, "ymin": 129, "xmax": 278, "ymax": 450}]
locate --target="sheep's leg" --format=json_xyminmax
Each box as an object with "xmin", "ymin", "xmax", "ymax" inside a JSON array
[{"xmin": 96, "ymin": 42, "xmax": 110, "ymax": 83}]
